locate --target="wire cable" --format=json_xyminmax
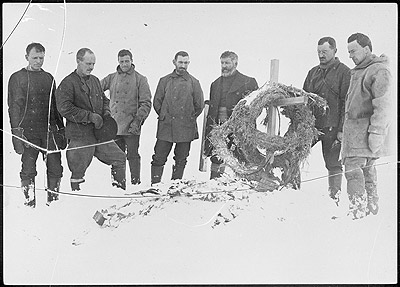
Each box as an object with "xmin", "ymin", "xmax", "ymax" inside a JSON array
[{"xmin": 0, "ymin": 1, "xmax": 32, "ymax": 50}]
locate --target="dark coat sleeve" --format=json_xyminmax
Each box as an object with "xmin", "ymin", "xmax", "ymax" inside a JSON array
[
  {"xmin": 7, "ymin": 72, "xmax": 25, "ymax": 128},
  {"xmin": 153, "ymin": 77, "xmax": 166, "ymax": 116},
  {"xmin": 337, "ymin": 64, "xmax": 351, "ymax": 131},
  {"xmin": 56, "ymin": 75, "xmax": 92, "ymax": 124},
  {"xmin": 136, "ymin": 74, "xmax": 152, "ymax": 122},
  {"xmin": 49, "ymin": 79, "xmax": 65, "ymax": 130},
  {"xmin": 192, "ymin": 78, "xmax": 204, "ymax": 118}
]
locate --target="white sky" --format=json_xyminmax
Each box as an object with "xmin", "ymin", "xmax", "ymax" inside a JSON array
[{"xmin": 2, "ymin": 3, "xmax": 397, "ymax": 95}]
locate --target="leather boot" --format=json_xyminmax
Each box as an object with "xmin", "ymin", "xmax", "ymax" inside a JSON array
[
  {"xmin": 328, "ymin": 170, "xmax": 342, "ymax": 204},
  {"xmin": 21, "ymin": 178, "xmax": 35, "ymax": 207},
  {"xmin": 171, "ymin": 164, "xmax": 185, "ymax": 180},
  {"xmin": 129, "ymin": 157, "xmax": 141, "ymax": 185},
  {"xmin": 151, "ymin": 165, "xmax": 164, "ymax": 185},
  {"xmin": 47, "ymin": 177, "xmax": 61, "ymax": 206},
  {"xmin": 111, "ymin": 168, "xmax": 126, "ymax": 190}
]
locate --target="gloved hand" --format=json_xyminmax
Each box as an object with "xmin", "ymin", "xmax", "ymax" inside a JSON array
[
  {"xmin": 368, "ymin": 133, "xmax": 384, "ymax": 153},
  {"xmin": 336, "ymin": 131, "xmax": 343, "ymax": 141},
  {"xmin": 11, "ymin": 127, "xmax": 27, "ymax": 154},
  {"xmin": 53, "ymin": 127, "xmax": 68, "ymax": 150},
  {"xmin": 89, "ymin": 112, "xmax": 103, "ymax": 129},
  {"xmin": 128, "ymin": 118, "xmax": 141, "ymax": 135}
]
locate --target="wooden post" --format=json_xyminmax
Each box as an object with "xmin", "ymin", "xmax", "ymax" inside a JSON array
[{"xmin": 267, "ymin": 59, "xmax": 279, "ymax": 136}]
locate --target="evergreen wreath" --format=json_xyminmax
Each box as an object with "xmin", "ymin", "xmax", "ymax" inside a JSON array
[{"xmin": 209, "ymin": 81, "xmax": 327, "ymax": 191}]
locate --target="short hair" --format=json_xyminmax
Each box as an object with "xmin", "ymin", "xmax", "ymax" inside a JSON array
[
  {"xmin": 318, "ymin": 37, "xmax": 336, "ymax": 50},
  {"xmin": 347, "ymin": 33, "xmax": 372, "ymax": 52},
  {"xmin": 174, "ymin": 51, "xmax": 189, "ymax": 60},
  {"xmin": 118, "ymin": 49, "xmax": 133, "ymax": 60},
  {"xmin": 76, "ymin": 48, "xmax": 94, "ymax": 61},
  {"xmin": 26, "ymin": 42, "xmax": 45, "ymax": 55},
  {"xmin": 220, "ymin": 51, "xmax": 238, "ymax": 62}
]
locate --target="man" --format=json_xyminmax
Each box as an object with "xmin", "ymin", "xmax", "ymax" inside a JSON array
[
  {"xmin": 303, "ymin": 37, "xmax": 351, "ymax": 204},
  {"xmin": 342, "ymin": 33, "xmax": 392, "ymax": 220},
  {"xmin": 101, "ymin": 49, "xmax": 152, "ymax": 185},
  {"xmin": 151, "ymin": 51, "xmax": 204, "ymax": 184},
  {"xmin": 204, "ymin": 51, "xmax": 258, "ymax": 179},
  {"xmin": 8, "ymin": 42, "xmax": 66, "ymax": 207},
  {"xmin": 56, "ymin": 48, "xmax": 126, "ymax": 191}
]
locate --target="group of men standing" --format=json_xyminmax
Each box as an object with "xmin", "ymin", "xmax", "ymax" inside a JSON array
[{"xmin": 8, "ymin": 32, "xmax": 392, "ymax": 220}]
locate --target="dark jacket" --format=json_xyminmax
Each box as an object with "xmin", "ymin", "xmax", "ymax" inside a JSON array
[
  {"xmin": 341, "ymin": 54, "xmax": 393, "ymax": 159},
  {"xmin": 303, "ymin": 57, "xmax": 351, "ymax": 131},
  {"xmin": 204, "ymin": 71, "xmax": 258, "ymax": 155},
  {"xmin": 153, "ymin": 70, "xmax": 204, "ymax": 143},
  {"xmin": 56, "ymin": 70, "xmax": 111, "ymax": 140},
  {"xmin": 8, "ymin": 68, "xmax": 64, "ymax": 135},
  {"xmin": 101, "ymin": 65, "xmax": 152, "ymax": 135}
]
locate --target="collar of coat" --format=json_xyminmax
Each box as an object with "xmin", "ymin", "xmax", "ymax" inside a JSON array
[
  {"xmin": 116, "ymin": 64, "xmax": 136, "ymax": 75},
  {"xmin": 215, "ymin": 70, "xmax": 249, "ymax": 94},
  {"xmin": 353, "ymin": 54, "xmax": 389, "ymax": 70},
  {"xmin": 318, "ymin": 57, "xmax": 341, "ymax": 70},
  {"xmin": 170, "ymin": 69, "xmax": 191, "ymax": 81},
  {"xmin": 73, "ymin": 69, "xmax": 91, "ymax": 82}
]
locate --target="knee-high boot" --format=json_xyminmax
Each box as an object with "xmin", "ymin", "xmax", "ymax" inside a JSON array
[
  {"xmin": 171, "ymin": 164, "xmax": 185, "ymax": 180},
  {"xmin": 151, "ymin": 165, "xmax": 164, "ymax": 185},
  {"xmin": 129, "ymin": 157, "xmax": 141, "ymax": 185}
]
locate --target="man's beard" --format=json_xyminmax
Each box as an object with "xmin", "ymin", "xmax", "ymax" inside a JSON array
[
  {"xmin": 221, "ymin": 68, "xmax": 236, "ymax": 77},
  {"xmin": 176, "ymin": 67, "xmax": 187, "ymax": 75}
]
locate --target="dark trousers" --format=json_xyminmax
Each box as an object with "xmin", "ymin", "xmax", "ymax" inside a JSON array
[
  {"xmin": 115, "ymin": 134, "xmax": 141, "ymax": 181},
  {"xmin": 151, "ymin": 139, "xmax": 191, "ymax": 168},
  {"xmin": 20, "ymin": 132, "xmax": 63, "ymax": 184},
  {"xmin": 312, "ymin": 127, "xmax": 343, "ymax": 191},
  {"xmin": 66, "ymin": 133, "xmax": 126, "ymax": 183}
]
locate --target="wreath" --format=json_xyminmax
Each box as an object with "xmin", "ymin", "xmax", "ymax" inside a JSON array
[{"xmin": 208, "ymin": 81, "xmax": 327, "ymax": 191}]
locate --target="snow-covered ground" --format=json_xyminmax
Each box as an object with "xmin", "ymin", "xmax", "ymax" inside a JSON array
[{"xmin": 2, "ymin": 116, "xmax": 397, "ymax": 285}]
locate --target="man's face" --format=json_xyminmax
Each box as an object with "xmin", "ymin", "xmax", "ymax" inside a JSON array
[
  {"xmin": 220, "ymin": 57, "xmax": 237, "ymax": 77},
  {"xmin": 118, "ymin": 55, "xmax": 132, "ymax": 73},
  {"xmin": 347, "ymin": 40, "xmax": 368, "ymax": 65},
  {"xmin": 173, "ymin": 55, "xmax": 190, "ymax": 74},
  {"xmin": 317, "ymin": 42, "xmax": 336, "ymax": 65},
  {"xmin": 77, "ymin": 52, "xmax": 96, "ymax": 76},
  {"xmin": 25, "ymin": 48, "xmax": 45, "ymax": 71}
]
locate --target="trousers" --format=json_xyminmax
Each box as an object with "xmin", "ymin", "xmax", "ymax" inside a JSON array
[
  {"xmin": 151, "ymin": 139, "xmax": 191, "ymax": 168},
  {"xmin": 115, "ymin": 134, "xmax": 141, "ymax": 180},
  {"xmin": 66, "ymin": 132, "xmax": 126, "ymax": 182},
  {"xmin": 312, "ymin": 127, "xmax": 343, "ymax": 191},
  {"xmin": 20, "ymin": 131, "xmax": 63, "ymax": 182}
]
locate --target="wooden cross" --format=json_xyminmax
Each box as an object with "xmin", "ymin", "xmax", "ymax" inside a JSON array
[{"xmin": 266, "ymin": 59, "xmax": 308, "ymax": 136}]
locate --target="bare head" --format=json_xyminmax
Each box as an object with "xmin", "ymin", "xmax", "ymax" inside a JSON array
[
  {"xmin": 220, "ymin": 51, "xmax": 238, "ymax": 77},
  {"xmin": 25, "ymin": 42, "xmax": 45, "ymax": 71},
  {"xmin": 76, "ymin": 48, "xmax": 96, "ymax": 76},
  {"xmin": 347, "ymin": 33, "xmax": 372, "ymax": 65},
  {"xmin": 173, "ymin": 51, "xmax": 190, "ymax": 75}
]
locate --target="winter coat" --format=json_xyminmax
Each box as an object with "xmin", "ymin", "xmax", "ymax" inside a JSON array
[
  {"xmin": 303, "ymin": 57, "xmax": 351, "ymax": 131},
  {"xmin": 56, "ymin": 70, "xmax": 111, "ymax": 140},
  {"xmin": 341, "ymin": 54, "xmax": 393, "ymax": 159},
  {"xmin": 101, "ymin": 65, "xmax": 152, "ymax": 135},
  {"xmin": 204, "ymin": 71, "xmax": 258, "ymax": 156},
  {"xmin": 8, "ymin": 68, "xmax": 64, "ymax": 135},
  {"xmin": 153, "ymin": 70, "xmax": 204, "ymax": 143}
]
